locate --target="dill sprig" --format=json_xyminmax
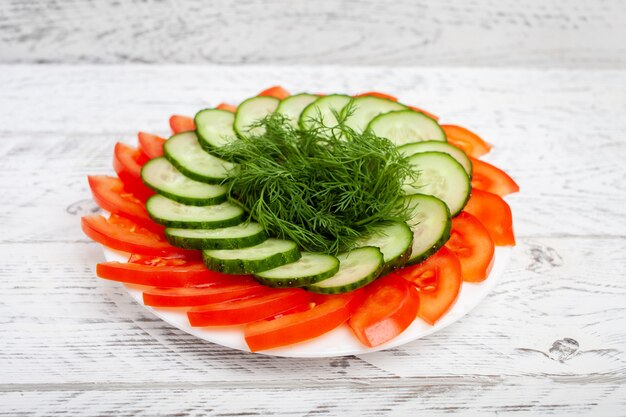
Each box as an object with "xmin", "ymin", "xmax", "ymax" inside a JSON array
[{"xmin": 220, "ymin": 106, "xmax": 416, "ymax": 254}]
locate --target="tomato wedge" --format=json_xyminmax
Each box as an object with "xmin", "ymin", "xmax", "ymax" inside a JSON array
[
  {"xmin": 394, "ymin": 246, "xmax": 462, "ymax": 325},
  {"xmin": 407, "ymin": 105, "xmax": 439, "ymax": 121},
  {"xmin": 354, "ymin": 91, "xmax": 398, "ymax": 101},
  {"xmin": 464, "ymin": 188, "xmax": 515, "ymax": 246},
  {"xmin": 470, "ymin": 157, "xmax": 519, "ymax": 197},
  {"xmin": 445, "ymin": 212, "xmax": 495, "ymax": 282},
  {"xmin": 113, "ymin": 142, "xmax": 154, "ymax": 202},
  {"xmin": 244, "ymin": 291, "xmax": 364, "ymax": 352},
  {"xmin": 143, "ymin": 282, "xmax": 266, "ymax": 307},
  {"xmin": 81, "ymin": 214, "xmax": 186, "ymax": 257},
  {"xmin": 348, "ymin": 275, "xmax": 419, "ymax": 347},
  {"xmin": 216, "ymin": 103, "xmax": 237, "ymax": 112},
  {"xmin": 137, "ymin": 132, "xmax": 166, "ymax": 159},
  {"xmin": 188, "ymin": 289, "xmax": 312, "ymax": 326},
  {"xmin": 442, "ymin": 125, "xmax": 491, "ymax": 157},
  {"xmin": 258, "ymin": 86, "xmax": 290, "ymax": 100},
  {"xmin": 169, "ymin": 115, "xmax": 196, "ymax": 134}
]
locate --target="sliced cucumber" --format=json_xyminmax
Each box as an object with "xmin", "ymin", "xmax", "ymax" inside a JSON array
[
  {"xmin": 234, "ymin": 96, "xmax": 280, "ymax": 137},
  {"xmin": 146, "ymin": 194, "xmax": 244, "ymax": 229},
  {"xmin": 203, "ymin": 239, "xmax": 300, "ymax": 274},
  {"xmin": 355, "ymin": 221, "xmax": 413, "ymax": 272},
  {"xmin": 403, "ymin": 194, "xmax": 451, "ymax": 265},
  {"xmin": 276, "ymin": 93, "xmax": 318, "ymax": 129},
  {"xmin": 343, "ymin": 96, "xmax": 406, "ymax": 132},
  {"xmin": 398, "ymin": 141, "xmax": 472, "ymax": 175},
  {"xmin": 299, "ymin": 94, "xmax": 352, "ymax": 130},
  {"xmin": 254, "ymin": 252, "xmax": 340, "ymax": 288},
  {"xmin": 163, "ymin": 131, "xmax": 237, "ymax": 183},
  {"xmin": 141, "ymin": 157, "xmax": 228, "ymax": 206},
  {"xmin": 367, "ymin": 110, "xmax": 446, "ymax": 146},
  {"xmin": 307, "ymin": 247, "xmax": 384, "ymax": 294},
  {"xmin": 194, "ymin": 109, "xmax": 238, "ymax": 151},
  {"xmin": 402, "ymin": 151, "xmax": 471, "ymax": 216},
  {"xmin": 165, "ymin": 222, "xmax": 267, "ymax": 250}
]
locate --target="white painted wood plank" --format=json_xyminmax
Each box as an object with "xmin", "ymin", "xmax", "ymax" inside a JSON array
[{"xmin": 1, "ymin": 0, "xmax": 625, "ymax": 68}]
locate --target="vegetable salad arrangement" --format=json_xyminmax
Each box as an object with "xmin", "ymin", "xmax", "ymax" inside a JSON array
[{"xmin": 82, "ymin": 86, "xmax": 518, "ymax": 352}]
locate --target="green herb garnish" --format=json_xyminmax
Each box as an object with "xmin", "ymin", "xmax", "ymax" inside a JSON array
[{"xmin": 220, "ymin": 106, "xmax": 416, "ymax": 254}]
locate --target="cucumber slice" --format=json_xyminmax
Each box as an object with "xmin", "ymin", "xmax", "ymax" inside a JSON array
[
  {"xmin": 307, "ymin": 247, "xmax": 384, "ymax": 294},
  {"xmin": 402, "ymin": 151, "xmax": 470, "ymax": 216},
  {"xmin": 146, "ymin": 194, "xmax": 244, "ymax": 229},
  {"xmin": 163, "ymin": 132, "xmax": 237, "ymax": 183},
  {"xmin": 403, "ymin": 194, "xmax": 451, "ymax": 265},
  {"xmin": 234, "ymin": 96, "xmax": 280, "ymax": 137},
  {"xmin": 355, "ymin": 221, "xmax": 413, "ymax": 272},
  {"xmin": 398, "ymin": 141, "xmax": 472, "ymax": 175},
  {"xmin": 141, "ymin": 157, "xmax": 228, "ymax": 206},
  {"xmin": 194, "ymin": 109, "xmax": 238, "ymax": 151},
  {"xmin": 165, "ymin": 222, "xmax": 267, "ymax": 250},
  {"xmin": 276, "ymin": 93, "xmax": 318, "ymax": 129},
  {"xmin": 343, "ymin": 96, "xmax": 406, "ymax": 132},
  {"xmin": 367, "ymin": 110, "xmax": 446, "ymax": 146},
  {"xmin": 254, "ymin": 252, "xmax": 340, "ymax": 288},
  {"xmin": 203, "ymin": 239, "xmax": 300, "ymax": 274},
  {"xmin": 299, "ymin": 94, "xmax": 352, "ymax": 130}
]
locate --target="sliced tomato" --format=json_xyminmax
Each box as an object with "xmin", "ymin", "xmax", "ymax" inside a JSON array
[
  {"xmin": 81, "ymin": 214, "xmax": 186, "ymax": 257},
  {"xmin": 187, "ymin": 289, "xmax": 312, "ymax": 326},
  {"xmin": 354, "ymin": 91, "xmax": 398, "ymax": 101},
  {"xmin": 407, "ymin": 105, "xmax": 439, "ymax": 121},
  {"xmin": 169, "ymin": 115, "xmax": 196, "ymax": 134},
  {"xmin": 137, "ymin": 132, "xmax": 166, "ymax": 159},
  {"xmin": 143, "ymin": 281, "xmax": 266, "ymax": 307},
  {"xmin": 394, "ymin": 246, "xmax": 462, "ymax": 325},
  {"xmin": 470, "ymin": 157, "xmax": 519, "ymax": 197},
  {"xmin": 464, "ymin": 188, "xmax": 515, "ymax": 246},
  {"xmin": 216, "ymin": 103, "xmax": 237, "ymax": 112},
  {"xmin": 258, "ymin": 86, "xmax": 290, "ymax": 100},
  {"xmin": 348, "ymin": 275, "xmax": 419, "ymax": 348},
  {"xmin": 445, "ymin": 212, "xmax": 495, "ymax": 282},
  {"xmin": 113, "ymin": 142, "xmax": 154, "ymax": 202},
  {"xmin": 441, "ymin": 125, "xmax": 491, "ymax": 157},
  {"xmin": 244, "ymin": 291, "xmax": 364, "ymax": 352}
]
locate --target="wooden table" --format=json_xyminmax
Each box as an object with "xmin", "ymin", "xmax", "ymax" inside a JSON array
[{"xmin": 1, "ymin": 65, "xmax": 625, "ymax": 416}]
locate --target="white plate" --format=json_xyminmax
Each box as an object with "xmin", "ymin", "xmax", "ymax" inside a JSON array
[{"xmin": 103, "ymin": 246, "xmax": 511, "ymax": 357}]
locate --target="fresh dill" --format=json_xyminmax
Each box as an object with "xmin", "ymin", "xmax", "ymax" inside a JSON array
[{"xmin": 219, "ymin": 106, "xmax": 417, "ymax": 254}]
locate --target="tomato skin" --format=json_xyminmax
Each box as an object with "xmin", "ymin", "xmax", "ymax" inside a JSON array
[
  {"xmin": 188, "ymin": 289, "xmax": 312, "ymax": 326},
  {"xmin": 216, "ymin": 103, "xmax": 237, "ymax": 112},
  {"xmin": 244, "ymin": 291, "xmax": 365, "ymax": 352},
  {"xmin": 143, "ymin": 282, "xmax": 266, "ymax": 307},
  {"xmin": 441, "ymin": 125, "xmax": 491, "ymax": 157},
  {"xmin": 258, "ymin": 86, "xmax": 290, "ymax": 100},
  {"xmin": 137, "ymin": 132, "xmax": 166, "ymax": 159},
  {"xmin": 113, "ymin": 142, "xmax": 154, "ymax": 202},
  {"xmin": 394, "ymin": 246, "xmax": 462, "ymax": 325},
  {"xmin": 81, "ymin": 215, "xmax": 186, "ymax": 257},
  {"xmin": 445, "ymin": 212, "xmax": 495, "ymax": 282},
  {"xmin": 470, "ymin": 157, "xmax": 519, "ymax": 197},
  {"xmin": 348, "ymin": 275, "xmax": 419, "ymax": 348},
  {"xmin": 354, "ymin": 91, "xmax": 398, "ymax": 101},
  {"xmin": 464, "ymin": 188, "xmax": 515, "ymax": 246},
  {"xmin": 407, "ymin": 105, "xmax": 439, "ymax": 121},
  {"xmin": 169, "ymin": 115, "xmax": 196, "ymax": 134}
]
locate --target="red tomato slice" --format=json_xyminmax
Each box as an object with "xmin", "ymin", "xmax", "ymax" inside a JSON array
[
  {"xmin": 407, "ymin": 105, "xmax": 439, "ymax": 121},
  {"xmin": 442, "ymin": 125, "xmax": 491, "ymax": 157},
  {"xmin": 81, "ymin": 214, "xmax": 187, "ymax": 257},
  {"xmin": 258, "ymin": 86, "xmax": 290, "ymax": 100},
  {"xmin": 464, "ymin": 188, "xmax": 515, "ymax": 246},
  {"xmin": 394, "ymin": 246, "xmax": 462, "ymax": 325},
  {"xmin": 143, "ymin": 282, "xmax": 266, "ymax": 307},
  {"xmin": 348, "ymin": 275, "xmax": 419, "ymax": 347},
  {"xmin": 354, "ymin": 91, "xmax": 398, "ymax": 101},
  {"xmin": 216, "ymin": 103, "xmax": 237, "ymax": 112},
  {"xmin": 137, "ymin": 132, "xmax": 166, "ymax": 159},
  {"xmin": 244, "ymin": 291, "xmax": 365, "ymax": 352},
  {"xmin": 470, "ymin": 157, "xmax": 520, "ymax": 197},
  {"xmin": 445, "ymin": 212, "xmax": 495, "ymax": 282},
  {"xmin": 169, "ymin": 115, "xmax": 196, "ymax": 134},
  {"xmin": 187, "ymin": 289, "xmax": 312, "ymax": 326},
  {"xmin": 113, "ymin": 142, "xmax": 154, "ymax": 202}
]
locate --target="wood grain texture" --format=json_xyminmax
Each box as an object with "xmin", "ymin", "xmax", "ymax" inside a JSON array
[{"xmin": 0, "ymin": 0, "xmax": 625, "ymax": 68}]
